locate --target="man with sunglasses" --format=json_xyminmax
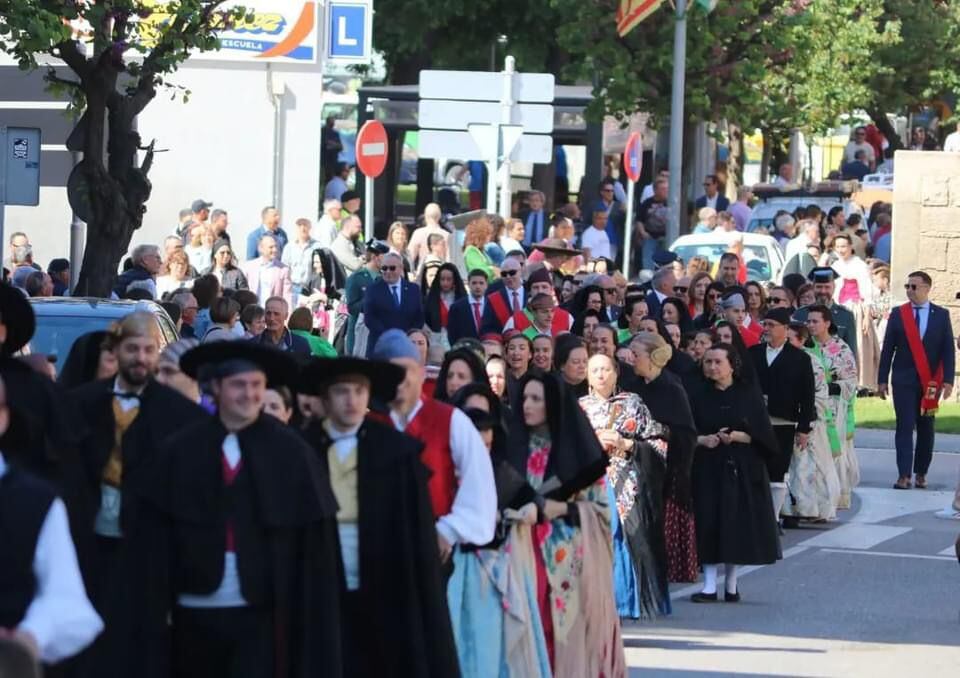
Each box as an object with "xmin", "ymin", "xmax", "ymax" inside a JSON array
[
  {"xmin": 694, "ymin": 174, "xmax": 730, "ymax": 212},
  {"xmin": 361, "ymin": 252, "xmax": 425, "ymax": 357},
  {"xmin": 878, "ymin": 271, "xmax": 956, "ymax": 490},
  {"xmin": 480, "ymin": 257, "xmax": 526, "ymax": 334}
]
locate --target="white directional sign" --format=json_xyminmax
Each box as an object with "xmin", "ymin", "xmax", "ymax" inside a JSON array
[
  {"xmin": 420, "ymin": 70, "xmax": 555, "ymax": 103},
  {"xmin": 419, "ymin": 100, "xmax": 554, "ymax": 134},
  {"xmin": 420, "ymin": 129, "xmax": 552, "ymax": 164}
]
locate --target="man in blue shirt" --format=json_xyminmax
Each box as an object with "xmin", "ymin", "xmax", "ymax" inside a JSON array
[
  {"xmin": 519, "ymin": 190, "xmax": 548, "ymax": 247},
  {"xmin": 245, "ymin": 206, "xmax": 288, "ymax": 261}
]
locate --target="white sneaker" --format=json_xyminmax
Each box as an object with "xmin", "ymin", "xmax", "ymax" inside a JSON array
[{"xmin": 934, "ymin": 508, "xmax": 960, "ymax": 520}]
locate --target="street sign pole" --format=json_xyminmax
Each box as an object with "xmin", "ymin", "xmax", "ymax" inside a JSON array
[
  {"xmin": 364, "ymin": 176, "xmax": 374, "ymax": 241},
  {"xmin": 623, "ymin": 179, "xmax": 635, "ymax": 280},
  {"xmin": 499, "ymin": 56, "xmax": 515, "ymax": 220},
  {"xmin": 355, "ymin": 120, "xmax": 389, "ymax": 241},
  {"xmin": 667, "ymin": 0, "xmax": 687, "ymax": 245},
  {"xmin": 0, "ymin": 127, "xmax": 7, "ymax": 269}
]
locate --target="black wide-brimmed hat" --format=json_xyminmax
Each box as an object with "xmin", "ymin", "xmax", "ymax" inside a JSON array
[
  {"xmin": 298, "ymin": 356, "xmax": 405, "ymax": 403},
  {"xmin": 808, "ymin": 266, "xmax": 839, "ymax": 283},
  {"xmin": 0, "ymin": 283, "xmax": 35, "ymax": 355},
  {"xmin": 532, "ymin": 238, "xmax": 582, "ymax": 258},
  {"xmin": 180, "ymin": 341, "xmax": 300, "ymax": 388}
]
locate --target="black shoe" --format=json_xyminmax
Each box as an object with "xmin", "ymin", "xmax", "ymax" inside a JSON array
[
  {"xmin": 724, "ymin": 590, "xmax": 741, "ymax": 603},
  {"xmin": 691, "ymin": 592, "xmax": 718, "ymax": 603},
  {"xmin": 782, "ymin": 517, "xmax": 800, "ymax": 529}
]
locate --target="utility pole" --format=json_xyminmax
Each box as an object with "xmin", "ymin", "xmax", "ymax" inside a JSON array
[{"xmin": 666, "ymin": 0, "xmax": 687, "ymax": 244}]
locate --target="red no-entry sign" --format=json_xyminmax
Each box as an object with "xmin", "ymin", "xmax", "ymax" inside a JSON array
[
  {"xmin": 623, "ymin": 131, "xmax": 642, "ymax": 183},
  {"xmin": 356, "ymin": 121, "xmax": 389, "ymax": 178}
]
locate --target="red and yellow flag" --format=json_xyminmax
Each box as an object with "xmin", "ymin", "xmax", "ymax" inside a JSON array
[{"xmin": 616, "ymin": 0, "xmax": 666, "ymax": 37}]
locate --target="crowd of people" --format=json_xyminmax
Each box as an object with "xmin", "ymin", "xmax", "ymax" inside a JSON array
[{"xmin": 2, "ymin": 166, "xmax": 958, "ymax": 677}]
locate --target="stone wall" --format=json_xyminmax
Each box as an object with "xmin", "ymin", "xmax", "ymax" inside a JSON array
[{"xmin": 892, "ymin": 151, "xmax": 960, "ymax": 374}]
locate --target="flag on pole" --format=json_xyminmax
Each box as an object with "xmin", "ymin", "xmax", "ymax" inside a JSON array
[{"xmin": 616, "ymin": 0, "xmax": 666, "ymax": 37}]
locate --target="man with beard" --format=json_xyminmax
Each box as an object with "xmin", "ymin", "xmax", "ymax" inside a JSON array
[
  {"xmin": 298, "ymin": 354, "xmax": 460, "ymax": 677},
  {"xmin": 748, "ymin": 307, "xmax": 815, "ymax": 524},
  {"xmin": 138, "ymin": 342, "xmax": 342, "ymax": 678},
  {"xmin": 71, "ymin": 312, "xmax": 206, "ymax": 678},
  {"xmin": 793, "ymin": 267, "xmax": 858, "ymax": 362}
]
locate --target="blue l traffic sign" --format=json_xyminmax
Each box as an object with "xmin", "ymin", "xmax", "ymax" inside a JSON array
[{"xmin": 328, "ymin": 2, "xmax": 369, "ymax": 60}]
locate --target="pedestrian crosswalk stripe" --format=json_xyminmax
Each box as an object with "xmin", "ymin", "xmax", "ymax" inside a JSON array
[
  {"xmin": 797, "ymin": 523, "xmax": 910, "ymax": 550},
  {"xmin": 820, "ymin": 548, "xmax": 955, "ymax": 562}
]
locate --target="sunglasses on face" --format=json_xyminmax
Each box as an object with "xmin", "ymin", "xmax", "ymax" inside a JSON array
[
  {"xmin": 600, "ymin": 188, "xmax": 614, "ymax": 194},
  {"xmin": 904, "ymin": 283, "xmax": 927, "ymax": 290},
  {"xmin": 769, "ymin": 296, "xmax": 787, "ymax": 304},
  {"xmin": 381, "ymin": 265, "xmax": 398, "ymax": 272},
  {"xmin": 674, "ymin": 286, "xmax": 688, "ymax": 293},
  {"xmin": 708, "ymin": 292, "xmax": 722, "ymax": 300},
  {"xmin": 501, "ymin": 269, "xmax": 519, "ymax": 277}
]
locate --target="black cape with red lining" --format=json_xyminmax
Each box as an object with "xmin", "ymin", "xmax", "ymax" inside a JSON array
[
  {"xmin": 139, "ymin": 412, "xmax": 344, "ymax": 678},
  {"xmin": 303, "ymin": 417, "xmax": 460, "ymax": 678}
]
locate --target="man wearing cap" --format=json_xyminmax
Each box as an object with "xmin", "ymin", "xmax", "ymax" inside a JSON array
[
  {"xmin": 371, "ymin": 330, "xmax": 496, "ymax": 567},
  {"xmin": 447, "ymin": 268, "xmax": 489, "ymax": 345},
  {"xmin": 244, "ymin": 206, "xmax": 288, "ymax": 262},
  {"xmin": 70, "ymin": 312, "xmax": 206, "ymax": 677},
  {"xmin": 503, "ymin": 268, "xmax": 573, "ymax": 337},
  {"xmin": 0, "ymin": 375, "xmax": 104, "ymax": 669},
  {"xmin": 344, "ymin": 240, "xmax": 388, "ymax": 355},
  {"xmin": 190, "ymin": 199, "xmax": 212, "ymax": 231},
  {"xmin": 363, "ymin": 253, "xmax": 425, "ymax": 358},
  {"xmin": 47, "ymin": 259, "xmax": 70, "ymax": 296},
  {"xmin": 141, "ymin": 343, "xmax": 342, "ymax": 677},
  {"xmin": 749, "ymin": 307, "xmax": 816, "ymax": 522},
  {"xmin": 480, "ymin": 257, "xmax": 525, "ymax": 335},
  {"xmin": 299, "ymin": 354, "xmax": 460, "ymax": 676},
  {"xmin": 878, "ymin": 271, "xmax": 956, "ymax": 491},
  {"xmin": 720, "ymin": 290, "xmax": 761, "ymax": 347},
  {"xmin": 793, "ymin": 267, "xmax": 858, "ymax": 362}
]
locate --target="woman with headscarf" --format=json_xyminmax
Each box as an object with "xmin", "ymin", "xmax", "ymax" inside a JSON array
[
  {"xmin": 434, "ymin": 347, "xmax": 488, "ymax": 403},
  {"xmin": 688, "ymin": 343, "xmax": 781, "ymax": 602},
  {"xmin": 504, "ymin": 372, "xmax": 626, "ymax": 676},
  {"xmin": 628, "ymin": 332, "xmax": 699, "ymax": 583},
  {"xmin": 58, "ymin": 331, "xmax": 117, "ymax": 389},
  {"xmin": 424, "ymin": 263, "xmax": 466, "ymax": 350},
  {"xmin": 445, "ymin": 383, "xmax": 551, "ymax": 678},
  {"xmin": 202, "ymin": 238, "xmax": 249, "ymax": 291},
  {"xmin": 579, "ymin": 353, "xmax": 670, "ymax": 621}
]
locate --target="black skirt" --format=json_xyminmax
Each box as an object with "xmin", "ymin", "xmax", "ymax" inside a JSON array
[{"xmin": 691, "ymin": 442, "xmax": 780, "ymax": 565}]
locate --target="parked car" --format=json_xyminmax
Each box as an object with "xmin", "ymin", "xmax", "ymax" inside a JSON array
[
  {"xmin": 747, "ymin": 184, "xmax": 863, "ymax": 234},
  {"xmin": 669, "ymin": 232, "xmax": 785, "ymax": 284},
  {"xmin": 26, "ymin": 297, "xmax": 179, "ymax": 374}
]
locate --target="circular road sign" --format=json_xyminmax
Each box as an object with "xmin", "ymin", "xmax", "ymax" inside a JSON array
[
  {"xmin": 356, "ymin": 120, "xmax": 389, "ymax": 178},
  {"xmin": 623, "ymin": 131, "xmax": 643, "ymax": 183}
]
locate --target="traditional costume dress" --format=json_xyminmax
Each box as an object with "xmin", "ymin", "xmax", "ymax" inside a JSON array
[
  {"xmin": 689, "ymin": 377, "xmax": 781, "ymax": 596},
  {"xmin": 300, "ymin": 356, "xmax": 461, "ymax": 678},
  {"xmin": 631, "ymin": 370, "xmax": 700, "ymax": 583},
  {"xmin": 579, "ymin": 390, "xmax": 671, "ymax": 620},
  {"xmin": 71, "ymin": 371, "xmax": 206, "ymax": 678},
  {"xmin": 140, "ymin": 343, "xmax": 343, "ymax": 678},
  {"xmin": 505, "ymin": 373, "xmax": 626, "ymax": 678},
  {"xmin": 781, "ymin": 346, "xmax": 842, "ymax": 521},
  {"xmin": 809, "ymin": 334, "xmax": 859, "ymax": 509},
  {"xmin": 832, "ymin": 254, "xmax": 879, "ymax": 390}
]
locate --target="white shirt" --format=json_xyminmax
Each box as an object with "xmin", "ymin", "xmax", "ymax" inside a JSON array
[
  {"xmin": 704, "ymin": 194, "xmax": 718, "ymax": 209},
  {"xmin": 784, "ymin": 232, "xmax": 813, "ymax": 264},
  {"xmin": 316, "ymin": 215, "xmax": 340, "ymax": 249},
  {"xmin": 766, "ymin": 343, "xmax": 785, "ymax": 366},
  {"xmin": 502, "ymin": 286, "xmax": 525, "ymax": 314},
  {"xmin": 499, "ymin": 235, "xmax": 523, "ymax": 255},
  {"xmin": 832, "ymin": 255, "xmax": 875, "ymax": 305},
  {"xmin": 390, "ymin": 400, "xmax": 496, "ymax": 546},
  {"xmin": 945, "ymin": 131, "xmax": 960, "ymax": 153},
  {"xmin": 0, "ymin": 453, "xmax": 104, "ymax": 664},
  {"xmin": 580, "ymin": 226, "xmax": 611, "ymax": 260},
  {"xmin": 257, "ymin": 259, "xmax": 281, "ymax": 304},
  {"xmin": 640, "ymin": 183, "xmax": 655, "ymax": 203},
  {"xmin": 911, "ymin": 302, "xmax": 931, "ymax": 338}
]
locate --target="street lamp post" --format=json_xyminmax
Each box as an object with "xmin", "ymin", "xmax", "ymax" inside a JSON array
[{"xmin": 667, "ymin": 0, "xmax": 687, "ymax": 245}]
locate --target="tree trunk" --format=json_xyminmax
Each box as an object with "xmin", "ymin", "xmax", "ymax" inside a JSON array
[
  {"xmin": 760, "ymin": 130, "xmax": 772, "ymax": 182},
  {"xmin": 726, "ymin": 123, "xmax": 744, "ymax": 195}
]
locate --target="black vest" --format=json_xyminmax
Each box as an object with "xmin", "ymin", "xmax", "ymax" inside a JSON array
[{"xmin": 0, "ymin": 466, "xmax": 56, "ymax": 627}]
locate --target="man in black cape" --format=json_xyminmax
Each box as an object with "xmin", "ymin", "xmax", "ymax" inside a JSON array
[
  {"xmin": 140, "ymin": 341, "xmax": 343, "ymax": 678},
  {"xmin": 69, "ymin": 312, "xmax": 207, "ymax": 677},
  {"xmin": 299, "ymin": 355, "xmax": 460, "ymax": 678},
  {"xmin": 748, "ymin": 307, "xmax": 815, "ymax": 525}
]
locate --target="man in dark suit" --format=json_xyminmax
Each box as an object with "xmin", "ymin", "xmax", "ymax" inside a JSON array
[
  {"xmin": 362, "ymin": 252, "xmax": 424, "ymax": 357},
  {"xmin": 644, "ymin": 265, "xmax": 676, "ymax": 319},
  {"xmin": 694, "ymin": 174, "xmax": 730, "ymax": 212},
  {"xmin": 448, "ymin": 269, "xmax": 489, "ymax": 345},
  {"xmin": 793, "ymin": 267, "xmax": 858, "ymax": 362},
  {"xmin": 878, "ymin": 271, "xmax": 956, "ymax": 490},
  {"xmin": 749, "ymin": 307, "xmax": 816, "ymax": 522},
  {"xmin": 481, "ymin": 257, "xmax": 525, "ymax": 335}
]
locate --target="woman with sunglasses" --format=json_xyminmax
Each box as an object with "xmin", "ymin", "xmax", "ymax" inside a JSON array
[{"xmin": 693, "ymin": 281, "xmax": 726, "ymax": 330}]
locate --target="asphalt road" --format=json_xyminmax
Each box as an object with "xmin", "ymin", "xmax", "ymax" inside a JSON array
[{"xmin": 624, "ymin": 428, "xmax": 960, "ymax": 677}]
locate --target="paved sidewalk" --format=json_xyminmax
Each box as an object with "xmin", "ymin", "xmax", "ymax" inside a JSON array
[{"xmin": 856, "ymin": 428, "xmax": 960, "ymax": 453}]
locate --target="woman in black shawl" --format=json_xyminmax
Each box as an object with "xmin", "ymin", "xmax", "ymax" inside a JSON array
[
  {"xmin": 627, "ymin": 331, "xmax": 700, "ymax": 583},
  {"xmin": 434, "ymin": 347, "xmax": 487, "ymax": 403},
  {"xmin": 688, "ymin": 343, "xmax": 780, "ymax": 603},
  {"xmin": 503, "ymin": 372, "xmax": 625, "ymax": 674},
  {"xmin": 58, "ymin": 330, "xmax": 116, "ymax": 388},
  {"xmin": 711, "ymin": 320, "xmax": 757, "ymax": 385},
  {"xmin": 424, "ymin": 263, "xmax": 466, "ymax": 339},
  {"xmin": 637, "ymin": 316, "xmax": 699, "ymax": 387}
]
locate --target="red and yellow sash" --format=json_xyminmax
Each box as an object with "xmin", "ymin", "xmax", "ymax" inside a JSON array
[{"xmin": 899, "ymin": 303, "xmax": 944, "ymax": 416}]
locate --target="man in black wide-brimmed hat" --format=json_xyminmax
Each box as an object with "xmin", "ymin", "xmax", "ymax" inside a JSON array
[
  {"xmin": 137, "ymin": 342, "xmax": 343, "ymax": 678},
  {"xmin": 298, "ymin": 355, "xmax": 460, "ymax": 678}
]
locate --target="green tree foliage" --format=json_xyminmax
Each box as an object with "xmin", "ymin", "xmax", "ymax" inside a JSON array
[{"xmin": 0, "ymin": 1, "xmax": 247, "ymax": 296}]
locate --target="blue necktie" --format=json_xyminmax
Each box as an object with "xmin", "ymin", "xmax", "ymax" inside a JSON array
[
  {"xmin": 914, "ymin": 306, "xmax": 922, "ymax": 336},
  {"xmin": 392, "ymin": 285, "xmax": 401, "ymax": 307}
]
